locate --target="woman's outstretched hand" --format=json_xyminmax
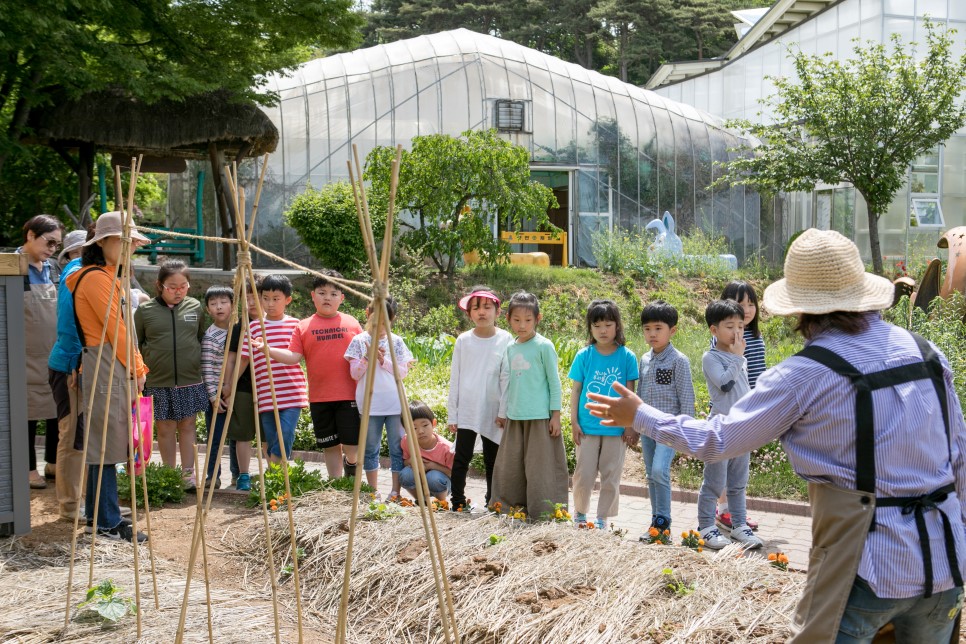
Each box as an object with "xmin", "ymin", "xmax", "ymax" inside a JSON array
[{"xmin": 585, "ymin": 381, "xmax": 643, "ymax": 428}]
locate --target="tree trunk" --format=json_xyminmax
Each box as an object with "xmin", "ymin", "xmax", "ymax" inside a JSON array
[
  {"xmin": 208, "ymin": 143, "xmax": 236, "ymax": 271},
  {"xmin": 862, "ymin": 191, "xmax": 885, "ymax": 276},
  {"xmin": 78, "ymin": 142, "xmax": 95, "ymax": 221}
]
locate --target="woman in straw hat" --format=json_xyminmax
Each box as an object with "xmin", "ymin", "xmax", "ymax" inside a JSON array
[
  {"xmin": 587, "ymin": 228, "xmax": 965, "ymax": 643},
  {"xmin": 66, "ymin": 211, "xmax": 149, "ymax": 543}
]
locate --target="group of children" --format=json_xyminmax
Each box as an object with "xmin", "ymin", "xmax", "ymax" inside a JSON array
[{"xmin": 139, "ymin": 258, "xmax": 766, "ymax": 549}]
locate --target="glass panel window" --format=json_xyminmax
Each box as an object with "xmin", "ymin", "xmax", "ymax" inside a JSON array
[
  {"xmin": 911, "ymin": 146, "xmax": 940, "ymax": 194},
  {"xmin": 911, "ymin": 198, "xmax": 944, "ymax": 226}
]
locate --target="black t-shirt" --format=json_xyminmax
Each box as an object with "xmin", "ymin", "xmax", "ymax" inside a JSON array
[{"xmin": 228, "ymin": 322, "xmax": 253, "ymax": 393}]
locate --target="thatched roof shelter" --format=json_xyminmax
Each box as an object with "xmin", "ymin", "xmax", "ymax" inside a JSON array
[{"xmin": 26, "ymin": 89, "xmax": 278, "ymax": 160}]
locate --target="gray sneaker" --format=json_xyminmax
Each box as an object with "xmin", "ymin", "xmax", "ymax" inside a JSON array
[
  {"xmin": 700, "ymin": 526, "xmax": 731, "ymax": 550},
  {"xmin": 730, "ymin": 524, "xmax": 764, "ymax": 549}
]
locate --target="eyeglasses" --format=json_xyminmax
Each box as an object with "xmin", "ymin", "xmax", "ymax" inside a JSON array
[
  {"xmin": 40, "ymin": 234, "xmax": 61, "ymax": 251},
  {"xmin": 163, "ymin": 283, "xmax": 190, "ymax": 292}
]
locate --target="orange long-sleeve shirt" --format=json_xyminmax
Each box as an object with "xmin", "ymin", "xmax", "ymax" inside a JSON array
[{"xmin": 66, "ymin": 265, "xmax": 148, "ymax": 378}]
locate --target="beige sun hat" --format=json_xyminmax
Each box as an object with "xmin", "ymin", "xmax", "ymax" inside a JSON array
[
  {"xmin": 82, "ymin": 211, "xmax": 150, "ymax": 247},
  {"xmin": 763, "ymin": 228, "xmax": 894, "ymax": 316},
  {"xmin": 57, "ymin": 229, "xmax": 88, "ymax": 263}
]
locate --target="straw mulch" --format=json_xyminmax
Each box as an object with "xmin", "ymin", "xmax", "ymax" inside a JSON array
[
  {"xmin": 0, "ymin": 538, "xmax": 284, "ymax": 643},
  {"xmin": 224, "ymin": 490, "xmax": 804, "ymax": 643}
]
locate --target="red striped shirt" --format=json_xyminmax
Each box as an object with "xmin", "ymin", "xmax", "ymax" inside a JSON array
[{"xmin": 242, "ymin": 316, "xmax": 308, "ymax": 413}]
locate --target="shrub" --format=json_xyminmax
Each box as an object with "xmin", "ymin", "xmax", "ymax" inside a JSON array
[
  {"xmin": 118, "ymin": 463, "xmax": 186, "ymax": 508},
  {"xmin": 285, "ymin": 182, "xmax": 391, "ymax": 274},
  {"xmin": 249, "ymin": 460, "xmax": 325, "ymax": 506},
  {"xmin": 412, "ymin": 304, "xmax": 461, "ymax": 338},
  {"xmin": 590, "ymin": 228, "xmax": 655, "ymax": 279}
]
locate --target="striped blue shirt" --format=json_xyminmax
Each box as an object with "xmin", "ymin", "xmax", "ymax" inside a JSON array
[{"xmin": 634, "ymin": 314, "xmax": 966, "ymax": 598}]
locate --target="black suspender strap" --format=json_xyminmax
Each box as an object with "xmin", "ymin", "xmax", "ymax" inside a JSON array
[{"xmin": 796, "ymin": 332, "xmax": 959, "ymax": 598}]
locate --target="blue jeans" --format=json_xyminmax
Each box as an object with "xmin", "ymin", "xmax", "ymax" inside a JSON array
[
  {"xmin": 260, "ymin": 407, "xmax": 302, "ymax": 459},
  {"xmin": 85, "ymin": 464, "xmax": 122, "ymax": 530},
  {"xmin": 363, "ymin": 415, "xmax": 404, "ymax": 473},
  {"xmin": 640, "ymin": 436, "xmax": 674, "ymax": 525},
  {"xmin": 697, "ymin": 452, "xmax": 750, "ymax": 530},
  {"xmin": 399, "ymin": 467, "xmax": 451, "ymax": 496},
  {"xmin": 837, "ymin": 577, "xmax": 962, "ymax": 643}
]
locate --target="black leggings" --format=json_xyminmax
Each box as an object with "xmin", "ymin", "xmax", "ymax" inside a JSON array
[
  {"xmin": 450, "ymin": 428, "xmax": 499, "ymax": 508},
  {"xmin": 27, "ymin": 418, "xmax": 59, "ymax": 471}
]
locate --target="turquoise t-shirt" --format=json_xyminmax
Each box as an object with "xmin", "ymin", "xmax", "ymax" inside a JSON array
[
  {"xmin": 568, "ymin": 344, "xmax": 639, "ymax": 436},
  {"xmin": 500, "ymin": 333, "xmax": 562, "ymax": 420}
]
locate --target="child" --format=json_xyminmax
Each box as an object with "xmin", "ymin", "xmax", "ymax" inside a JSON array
[
  {"xmin": 399, "ymin": 401, "xmax": 455, "ymax": 502},
  {"xmin": 635, "ymin": 300, "xmax": 694, "ymax": 539},
  {"xmin": 134, "ymin": 260, "xmax": 207, "ymax": 489},
  {"xmin": 447, "ymin": 286, "xmax": 512, "ymax": 512},
  {"xmin": 223, "ymin": 280, "xmax": 263, "ymax": 491},
  {"xmin": 569, "ymin": 300, "xmax": 639, "ymax": 529},
  {"xmin": 698, "ymin": 299, "xmax": 762, "ymax": 550},
  {"xmin": 263, "ymin": 270, "xmax": 363, "ymax": 478},
  {"xmin": 241, "ymin": 274, "xmax": 308, "ymax": 463},
  {"xmin": 201, "ymin": 286, "xmax": 234, "ymax": 489},
  {"xmin": 492, "ymin": 291, "xmax": 568, "ymax": 520},
  {"xmin": 343, "ymin": 296, "xmax": 414, "ymax": 498},
  {"xmin": 715, "ymin": 280, "xmax": 766, "ymax": 532}
]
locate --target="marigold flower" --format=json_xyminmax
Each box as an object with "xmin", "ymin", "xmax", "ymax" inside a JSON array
[
  {"xmin": 697, "ymin": 547, "xmax": 703, "ymax": 553},
  {"xmin": 779, "ymin": 554, "xmax": 789, "ymax": 564},
  {"xmin": 768, "ymin": 553, "xmax": 777, "ymax": 561},
  {"xmin": 682, "ymin": 532, "xmax": 689, "ymax": 539},
  {"xmin": 698, "ymin": 539, "xmax": 705, "ymax": 546},
  {"xmin": 663, "ymin": 529, "xmax": 670, "ymax": 536},
  {"xmin": 648, "ymin": 527, "xmax": 659, "ymax": 537}
]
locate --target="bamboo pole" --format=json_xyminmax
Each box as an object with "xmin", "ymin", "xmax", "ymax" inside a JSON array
[{"xmin": 194, "ymin": 446, "xmax": 215, "ymax": 644}]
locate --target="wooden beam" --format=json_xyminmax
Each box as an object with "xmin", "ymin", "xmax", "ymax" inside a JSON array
[{"xmin": 0, "ymin": 253, "xmax": 28, "ymax": 276}]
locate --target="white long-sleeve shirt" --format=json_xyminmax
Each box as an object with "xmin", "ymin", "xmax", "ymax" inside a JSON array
[{"xmin": 447, "ymin": 328, "xmax": 512, "ymax": 443}]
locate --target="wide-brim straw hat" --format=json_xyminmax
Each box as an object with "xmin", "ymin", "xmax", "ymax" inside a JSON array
[
  {"xmin": 57, "ymin": 229, "xmax": 88, "ymax": 263},
  {"xmin": 763, "ymin": 228, "xmax": 894, "ymax": 316},
  {"xmin": 83, "ymin": 211, "xmax": 150, "ymax": 247}
]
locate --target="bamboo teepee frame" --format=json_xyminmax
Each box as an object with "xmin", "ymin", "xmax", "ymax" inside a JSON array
[{"xmin": 58, "ymin": 148, "xmax": 459, "ymax": 642}]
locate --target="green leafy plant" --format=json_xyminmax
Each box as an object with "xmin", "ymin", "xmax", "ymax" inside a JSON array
[
  {"xmin": 539, "ymin": 502, "xmax": 573, "ymax": 523},
  {"xmin": 117, "ymin": 463, "xmax": 186, "ymax": 508},
  {"xmin": 364, "ymin": 500, "xmax": 402, "ymax": 521},
  {"xmin": 324, "ymin": 476, "xmax": 375, "ymax": 494},
  {"xmin": 404, "ymin": 333, "xmax": 456, "ymax": 366},
  {"xmin": 76, "ymin": 579, "xmax": 137, "ymax": 624},
  {"xmin": 662, "ymin": 568, "xmax": 695, "ymax": 597},
  {"xmin": 487, "ymin": 534, "xmax": 506, "ymax": 547},
  {"xmin": 248, "ymin": 460, "xmax": 325, "ymax": 507}
]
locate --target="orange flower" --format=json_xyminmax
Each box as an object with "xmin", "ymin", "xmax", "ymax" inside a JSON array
[
  {"xmin": 681, "ymin": 532, "xmax": 689, "ymax": 539},
  {"xmin": 663, "ymin": 529, "xmax": 670, "ymax": 536},
  {"xmin": 779, "ymin": 554, "xmax": 789, "ymax": 564},
  {"xmin": 648, "ymin": 527, "xmax": 659, "ymax": 537},
  {"xmin": 767, "ymin": 553, "xmax": 777, "ymax": 562}
]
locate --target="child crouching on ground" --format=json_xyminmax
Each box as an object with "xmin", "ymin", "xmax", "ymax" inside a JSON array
[
  {"xmin": 569, "ymin": 300, "xmax": 639, "ymax": 529},
  {"xmin": 399, "ymin": 401, "xmax": 455, "ymax": 501},
  {"xmin": 491, "ymin": 291, "xmax": 568, "ymax": 520}
]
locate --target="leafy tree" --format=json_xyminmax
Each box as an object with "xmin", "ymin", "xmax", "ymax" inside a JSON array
[
  {"xmin": 716, "ymin": 22, "xmax": 966, "ymax": 275},
  {"xmin": 364, "ymin": 129, "xmax": 557, "ymax": 275},
  {"xmin": 285, "ymin": 181, "xmax": 391, "ymax": 275}
]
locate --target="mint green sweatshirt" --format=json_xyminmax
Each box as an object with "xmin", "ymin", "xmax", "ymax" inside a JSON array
[{"xmin": 498, "ymin": 333, "xmax": 562, "ymax": 420}]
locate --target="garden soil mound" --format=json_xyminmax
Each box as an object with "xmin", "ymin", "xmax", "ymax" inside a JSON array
[{"xmin": 223, "ymin": 490, "xmax": 805, "ymax": 643}]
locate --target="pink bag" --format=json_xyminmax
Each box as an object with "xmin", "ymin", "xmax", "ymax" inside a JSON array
[{"xmin": 132, "ymin": 396, "xmax": 154, "ymax": 476}]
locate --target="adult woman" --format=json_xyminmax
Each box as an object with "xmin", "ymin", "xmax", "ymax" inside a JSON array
[
  {"xmin": 18, "ymin": 215, "xmax": 64, "ymax": 488},
  {"xmin": 67, "ymin": 211, "xmax": 149, "ymax": 542}
]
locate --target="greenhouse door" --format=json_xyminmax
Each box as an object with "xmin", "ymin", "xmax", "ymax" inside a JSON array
[{"xmin": 530, "ymin": 170, "xmax": 573, "ymax": 265}]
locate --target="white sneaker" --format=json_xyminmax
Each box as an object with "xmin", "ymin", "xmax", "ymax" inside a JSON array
[
  {"xmin": 700, "ymin": 526, "xmax": 731, "ymax": 550},
  {"xmin": 730, "ymin": 524, "xmax": 764, "ymax": 549}
]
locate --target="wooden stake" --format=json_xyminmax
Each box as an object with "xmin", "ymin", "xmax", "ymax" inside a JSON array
[{"xmin": 195, "ymin": 446, "xmax": 215, "ymax": 644}]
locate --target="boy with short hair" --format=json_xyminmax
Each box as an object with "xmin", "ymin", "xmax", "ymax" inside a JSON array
[
  {"xmin": 636, "ymin": 300, "xmax": 695, "ymax": 539},
  {"xmin": 241, "ymin": 274, "xmax": 308, "ymax": 464},
  {"xmin": 400, "ymin": 401, "xmax": 455, "ymax": 502},
  {"xmin": 201, "ymin": 286, "xmax": 235, "ymax": 488},
  {"xmin": 698, "ymin": 299, "xmax": 763, "ymax": 549},
  {"xmin": 262, "ymin": 270, "xmax": 363, "ymax": 478},
  {"xmin": 224, "ymin": 279, "xmax": 262, "ymax": 491}
]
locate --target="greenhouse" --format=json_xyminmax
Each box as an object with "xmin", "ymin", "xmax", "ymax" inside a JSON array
[{"xmin": 223, "ymin": 29, "xmax": 770, "ymax": 267}]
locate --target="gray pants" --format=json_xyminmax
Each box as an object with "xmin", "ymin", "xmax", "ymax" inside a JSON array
[{"xmin": 697, "ymin": 452, "xmax": 750, "ymax": 530}]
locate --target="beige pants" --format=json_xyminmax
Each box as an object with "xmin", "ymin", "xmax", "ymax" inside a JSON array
[
  {"xmin": 55, "ymin": 379, "xmax": 84, "ymax": 514},
  {"xmin": 491, "ymin": 418, "xmax": 569, "ymax": 520},
  {"xmin": 572, "ymin": 434, "xmax": 625, "ymax": 520}
]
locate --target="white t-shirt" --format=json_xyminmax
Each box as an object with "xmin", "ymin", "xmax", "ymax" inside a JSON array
[
  {"xmin": 344, "ymin": 331, "xmax": 414, "ymax": 416},
  {"xmin": 446, "ymin": 328, "xmax": 513, "ymax": 444}
]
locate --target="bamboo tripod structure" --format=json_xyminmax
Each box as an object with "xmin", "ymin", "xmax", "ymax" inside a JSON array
[
  {"xmin": 63, "ymin": 158, "xmax": 160, "ymax": 637},
  {"xmin": 334, "ymin": 144, "xmax": 459, "ymax": 643}
]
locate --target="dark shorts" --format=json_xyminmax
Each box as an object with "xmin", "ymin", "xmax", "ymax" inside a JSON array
[
  {"xmin": 227, "ymin": 390, "xmax": 257, "ymax": 442},
  {"xmin": 310, "ymin": 400, "xmax": 359, "ymax": 449},
  {"xmin": 145, "ymin": 383, "xmax": 209, "ymax": 421}
]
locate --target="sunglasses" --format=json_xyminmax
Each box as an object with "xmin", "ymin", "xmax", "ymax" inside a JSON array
[{"xmin": 39, "ymin": 234, "xmax": 61, "ymax": 251}]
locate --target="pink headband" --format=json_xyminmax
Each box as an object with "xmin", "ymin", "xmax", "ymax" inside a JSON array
[{"xmin": 458, "ymin": 291, "xmax": 501, "ymax": 311}]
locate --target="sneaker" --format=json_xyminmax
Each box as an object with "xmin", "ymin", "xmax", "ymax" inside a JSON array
[
  {"xmin": 717, "ymin": 511, "xmax": 759, "ymax": 531},
  {"xmin": 119, "ymin": 505, "xmax": 132, "ymax": 517},
  {"xmin": 639, "ymin": 516, "xmax": 671, "ymax": 542},
  {"xmin": 236, "ymin": 473, "xmax": 251, "ymax": 492},
  {"xmin": 575, "ymin": 512, "xmax": 587, "ymax": 524},
  {"xmin": 205, "ymin": 478, "xmax": 222, "ymax": 490},
  {"xmin": 730, "ymin": 524, "xmax": 764, "ymax": 549},
  {"xmin": 342, "ymin": 455, "xmax": 357, "ymax": 478},
  {"xmin": 231, "ymin": 476, "xmax": 238, "ymax": 488},
  {"xmin": 594, "ymin": 518, "xmax": 606, "ymax": 530},
  {"xmin": 700, "ymin": 526, "xmax": 732, "ymax": 550},
  {"xmin": 98, "ymin": 522, "xmax": 148, "ymax": 543},
  {"xmin": 87, "ymin": 518, "xmax": 130, "ymax": 535}
]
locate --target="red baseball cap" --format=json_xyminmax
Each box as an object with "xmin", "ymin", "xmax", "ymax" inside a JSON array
[{"xmin": 458, "ymin": 290, "xmax": 501, "ymax": 311}]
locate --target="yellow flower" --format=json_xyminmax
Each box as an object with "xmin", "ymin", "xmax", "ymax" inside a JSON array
[
  {"xmin": 697, "ymin": 547, "xmax": 703, "ymax": 553},
  {"xmin": 698, "ymin": 539, "xmax": 705, "ymax": 546},
  {"xmin": 681, "ymin": 532, "xmax": 689, "ymax": 539}
]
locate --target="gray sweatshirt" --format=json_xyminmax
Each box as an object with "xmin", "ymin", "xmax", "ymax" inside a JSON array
[{"xmin": 702, "ymin": 347, "xmax": 749, "ymax": 416}]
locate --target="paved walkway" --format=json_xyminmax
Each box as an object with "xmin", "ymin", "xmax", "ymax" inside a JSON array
[{"xmin": 197, "ymin": 450, "xmax": 814, "ymax": 571}]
